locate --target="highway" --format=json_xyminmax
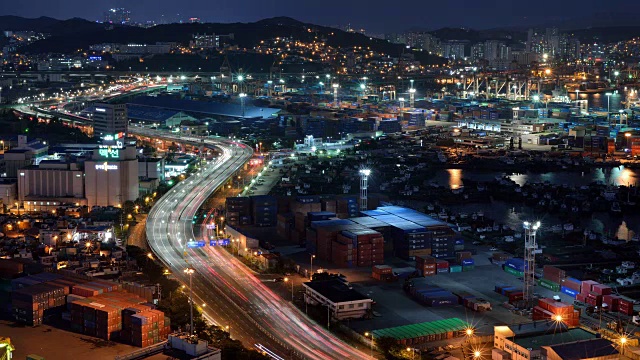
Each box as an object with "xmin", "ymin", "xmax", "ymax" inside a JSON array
[{"xmin": 142, "ymin": 129, "xmax": 370, "ymax": 359}]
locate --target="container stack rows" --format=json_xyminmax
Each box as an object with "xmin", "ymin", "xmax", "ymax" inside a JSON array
[
  {"xmin": 337, "ymin": 228, "xmax": 384, "ymax": 267},
  {"xmin": 407, "ymin": 280, "xmax": 458, "ymax": 307},
  {"xmin": 503, "ymin": 258, "xmax": 526, "ymax": 277},
  {"xmin": 225, "ymin": 196, "xmax": 251, "ymax": 228},
  {"xmin": 451, "ymin": 291, "xmax": 492, "ymax": 312},
  {"xmin": 251, "ymin": 195, "xmax": 277, "ymax": 227},
  {"xmin": 494, "ymin": 284, "xmax": 524, "ymax": 304},
  {"xmin": 72, "ymin": 291, "xmax": 169, "ymax": 346}
]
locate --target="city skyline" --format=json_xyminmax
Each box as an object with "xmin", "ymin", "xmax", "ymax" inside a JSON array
[{"xmin": 1, "ymin": 0, "xmax": 640, "ymax": 33}]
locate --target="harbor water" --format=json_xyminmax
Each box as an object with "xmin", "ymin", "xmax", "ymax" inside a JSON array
[{"xmin": 430, "ymin": 167, "xmax": 640, "ymax": 240}]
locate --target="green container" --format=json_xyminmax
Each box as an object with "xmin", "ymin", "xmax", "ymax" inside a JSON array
[
  {"xmin": 537, "ymin": 278, "xmax": 560, "ymax": 292},
  {"xmin": 449, "ymin": 265, "xmax": 462, "ymax": 273},
  {"xmin": 504, "ymin": 266, "xmax": 524, "ymax": 277},
  {"xmin": 462, "ymin": 265, "xmax": 475, "ymax": 271}
]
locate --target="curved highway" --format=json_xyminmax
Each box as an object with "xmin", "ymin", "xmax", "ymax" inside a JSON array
[{"xmin": 142, "ymin": 129, "xmax": 369, "ymax": 359}]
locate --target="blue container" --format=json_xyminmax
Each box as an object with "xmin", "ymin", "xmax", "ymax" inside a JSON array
[
  {"xmin": 561, "ymin": 286, "xmax": 578, "ymax": 298},
  {"xmin": 461, "ymin": 259, "xmax": 475, "ymax": 266},
  {"xmin": 501, "ymin": 287, "xmax": 517, "ymax": 296},
  {"xmin": 308, "ymin": 212, "xmax": 336, "ymax": 221},
  {"xmin": 505, "ymin": 258, "xmax": 526, "ymax": 271},
  {"xmin": 566, "ymin": 277, "xmax": 581, "ymax": 285},
  {"xmin": 454, "ymin": 239, "xmax": 464, "ymax": 245}
]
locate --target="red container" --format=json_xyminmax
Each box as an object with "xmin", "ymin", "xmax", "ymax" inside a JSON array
[
  {"xmin": 436, "ymin": 260, "xmax": 449, "ymax": 270},
  {"xmin": 581, "ymin": 280, "xmax": 598, "ymax": 293},
  {"xmin": 592, "ymin": 284, "xmax": 612, "ymax": 296},
  {"xmin": 576, "ymin": 294, "xmax": 586, "ymax": 303},
  {"xmin": 618, "ymin": 299, "xmax": 634, "ymax": 315}
]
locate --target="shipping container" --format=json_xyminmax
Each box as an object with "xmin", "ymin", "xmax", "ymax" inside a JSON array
[{"xmin": 561, "ymin": 286, "xmax": 578, "ymax": 298}]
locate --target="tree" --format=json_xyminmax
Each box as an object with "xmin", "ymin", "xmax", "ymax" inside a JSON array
[{"xmin": 376, "ymin": 336, "xmax": 402, "ymax": 357}]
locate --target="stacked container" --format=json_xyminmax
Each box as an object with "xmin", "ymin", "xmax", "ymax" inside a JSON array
[
  {"xmin": 618, "ymin": 298, "xmax": 634, "ymax": 316},
  {"xmin": 372, "ymin": 265, "xmax": 393, "ymax": 281},
  {"xmin": 533, "ymin": 298, "xmax": 580, "ymax": 327},
  {"xmin": 537, "ymin": 278, "xmax": 561, "ymax": 292},
  {"xmin": 543, "ymin": 265, "xmax": 566, "ymax": 284},
  {"xmin": 225, "ymin": 197, "xmax": 251, "ymax": 227},
  {"xmin": 415, "ymin": 255, "xmax": 436, "ymax": 276},
  {"xmin": 339, "ymin": 228, "xmax": 384, "ymax": 267},
  {"xmin": 560, "ymin": 277, "xmax": 581, "ymax": 298},
  {"xmin": 435, "ymin": 259, "xmax": 449, "ymax": 274},
  {"xmin": 12, "ymin": 283, "xmax": 66, "ymax": 326},
  {"xmin": 251, "ymin": 195, "xmax": 277, "ymax": 227},
  {"xmin": 276, "ymin": 213, "xmax": 294, "ymax": 241},
  {"xmin": 336, "ymin": 196, "xmax": 358, "ymax": 218},
  {"xmin": 456, "ymin": 252, "xmax": 474, "ymax": 271}
]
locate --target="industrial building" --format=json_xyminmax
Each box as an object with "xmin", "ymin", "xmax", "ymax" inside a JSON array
[
  {"xmin": 84, "ymin": 137, "xmax": 139, "ymax": 207},
  {"xmin": 540, "ymin": 338, "xmax": 619, "ymax": 360},
  {"xmin": 18, "ymin": 159, "xmax": 85, "ymax": 211},
  {"xmin": 126, "ymin": 104, "xmax": 197, "ymax": 128},
  {"xmin": 494, "ymin": 322, "xmax": 598, "ymax": 360},
  {"xmin": 302, "ymin": 279, "xmax": 373, "ymax": 320}
]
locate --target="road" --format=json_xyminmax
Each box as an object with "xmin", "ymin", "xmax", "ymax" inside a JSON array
[{"xmin": 141, "ymin": 129, "xmax": 369, "ymax": 360}]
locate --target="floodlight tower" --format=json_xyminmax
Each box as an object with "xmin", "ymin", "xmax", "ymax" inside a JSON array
[
  {"xmin": 409, "ymin": 88, "xmax": 416, "ymax": 109},
  {"xmin": 523, "ymin": 221, "xmax": 541, "ymax": 307},
  {"xmin": 359, "ymin": 169, "xmax": 371, "ymax": 211},
  {"xmin": 332, "ymin": 83, "xmax": 339, "ymax": 108}
]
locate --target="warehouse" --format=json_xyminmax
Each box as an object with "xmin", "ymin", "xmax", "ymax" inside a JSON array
[
  {"xmin": 541, "ymin": 338, "xmax": 619, "ymax": 360},
  {"xmin": 371, "ymin": 318, "xmax": 470, "ymax": 346},
  {"xmin": 129, "ymin": 95, "xmax": 281, "ymax": 120},
  {"xmin": 360, "ymin": 206, "xmax": 456, "ymax": 260},
  {"xmin": 303, "ymin": 279, "xmax": 373, "ymax": 320},
  {"xmin": 494, "ymin": 322, "xmax": 597, "ymax": 360}
]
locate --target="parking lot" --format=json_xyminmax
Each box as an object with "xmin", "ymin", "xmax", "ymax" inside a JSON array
[{"xmin": 317, "ymin": 247, "xmax": 576, "ymax": 336}]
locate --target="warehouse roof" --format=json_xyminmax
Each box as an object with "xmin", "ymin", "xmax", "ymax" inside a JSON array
[
  {"xmin": 514, "ymin": 328, "xmax": 596, "ymax": 350},
  {"xmin": 303, "ymin": 279, "xmax": 372, "ymax": 304},
  {"xmin": 129, "ymin": 96, "xmax": 281, "ymax": 119},
  {"xmin": 543, "ymin": 338, "xmax": 618, "ymax": 360},
  {"xmin": 126, "ymin": 104, "xmax": 187, "ymax": 122},
  {"xmin": 372, "ymin": 318, "xmax": 470, "ymax": 340}
]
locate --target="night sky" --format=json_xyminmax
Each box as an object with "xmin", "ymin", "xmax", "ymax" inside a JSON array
[{"xmin": 0, "ymin": 0, "xmax": 638, "ymax": 33}]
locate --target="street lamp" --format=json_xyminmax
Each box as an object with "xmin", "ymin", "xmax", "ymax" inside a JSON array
[
  {"xmin": 184, "ymin": 267, "xmax": 195, "ymax": 336},
  {"xmin": 310, "ymin": 254, "xmax": 316, "ymax": 279},
  {"xmin": 474, "ymin": 350, "xmax": 482, "ymax": 358},
  {"xmin": 364, "ymin": 332, "xmax": 374, "ymax": 359},
  {"xmin": 407, "ymin": 347, "xmax": 416, "ymax": 360},
  {"xmin": 284, "ymin": 277, "xmax": 294, "ymax": 301}
]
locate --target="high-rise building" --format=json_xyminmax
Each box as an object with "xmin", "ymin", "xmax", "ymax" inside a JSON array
[
  {"xmin": 93, "ymin": 103, "xmax": 128, "ymax": 138},
  {"xmin": 443, "ymin": 41, "xmax": 466, "ymax": 60},
  {"xmin": 104, "ymin": 8, "xmax": 131, "ymax": 25}
]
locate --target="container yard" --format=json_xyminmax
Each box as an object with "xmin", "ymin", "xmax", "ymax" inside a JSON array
[{"xmin": 9, "ymin": 272, "xmax": 170, "ymax": 347}]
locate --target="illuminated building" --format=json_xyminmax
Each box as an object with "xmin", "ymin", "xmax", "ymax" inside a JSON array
[
  {"xmin": 85, "ymin": 134, "xmax": 139, "ymax": 207},
  {"xmin": 93, "ymin": 103, "xmax": 128, "ymax": 139}
]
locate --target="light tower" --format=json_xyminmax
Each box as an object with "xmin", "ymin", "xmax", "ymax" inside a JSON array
[
  {"xmin": 239, "ymin": 93, "xmax": 247, "ymax": 117},
  {"xmin": 523, "ymin": 221, "xmax": 541, "ymax": 307},
  {"xmin": 409, "ymin": 88, "xmax": 416, "ymax": 108},
  {"xmin": 359, "ymin": 169, "xmax": 371, "ymax": 211},
  {"xmin": 332, "ymin": 83, "xmax": 339, "ymax": 108}
]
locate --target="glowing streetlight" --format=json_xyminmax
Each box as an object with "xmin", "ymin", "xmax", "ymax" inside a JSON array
[
  {"xmin": 310, "ymin": 254, "xmax": 316, "ymax": 279},
  {"xmin": 184, "ymin": 268, "xmax": 195, "ymax": 335},
  {"xmin": 364, "ymin": 332, "xmax": 374, "ymax": 358},
  {"xmin": 544, "ymin": 68, "xmax": 551, "ymax": 76},
  {"xmin": 474, "ymin": 350, "xmax": 482, "ymax": 358}
]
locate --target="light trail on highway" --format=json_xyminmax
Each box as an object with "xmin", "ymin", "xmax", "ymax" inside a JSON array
[{"xmin": 141, "ymin": 129, "xmax": 370, "ymax": 359}]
